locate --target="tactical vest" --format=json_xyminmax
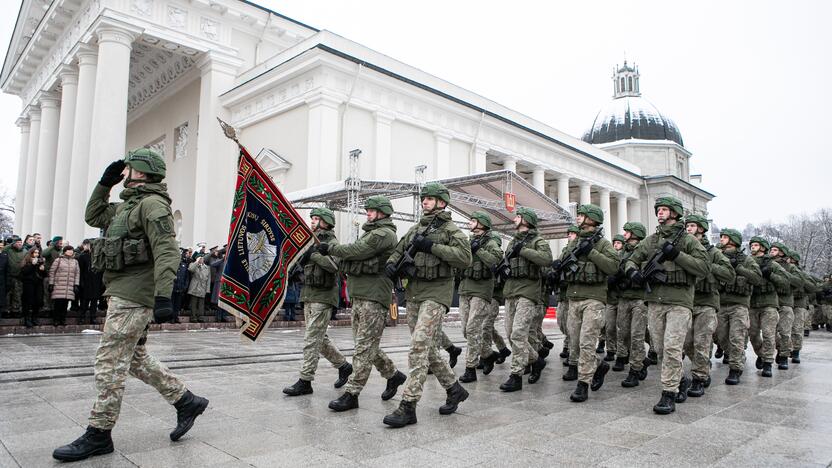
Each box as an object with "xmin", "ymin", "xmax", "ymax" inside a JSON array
[
  {"xmin": 721, "ymin": 252, "xmax": 752, "ymax": 296},
  {"xmin": 410, "ymin": 222, "xmax": 454, "ymax": 281},
  {"xmin": 563, "ymin": 260, "xmax": 607, "ymax": 284},
  {"xmin": 773, "ymin": 260, "xmax": 792, "ymax": 295},
  {"xmin": 341, "ymin": 229, "xmax": 394, "ymax": 276},
  {"xmin": 753, "ymin": 257, "xmax": 777, "ymax": 294},
  {"xmin": 508, "ymin": 237, "xmax": 541, "ymax": 280},
  {"xmin": 303, "ymin": 231, "xmax": 337, "ymax": 289},
  {"xmin": 695, "ymin": 245, "xmax": 717, "ymax": 293},
  {"xmin": 461, "ymin": 236, "xmax": 494, "ymax": 280},
  {"xmin": 92, "ymin": 196, "xmax": 153, "ymax": 272},
  {"xmin": 640, "ymin": 258, "xmax": 690, "ymax": 286}
]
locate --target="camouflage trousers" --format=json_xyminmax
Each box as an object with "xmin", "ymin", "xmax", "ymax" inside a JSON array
[
  {"xmin": 647, "ymin": 303, "xmax": 692, "ymax": 392},
  {"xmin": 604, "ymin": 303, "xmax": 618, "ymax": 354},
  {"xmin": 344, "ymin": 300, "xmax": 397, "ymax": 396},
  {"xmin": 300, "ymin": 302, "xmax": 347, "ymax": 381},
  {"xmin": 824, "ymin": 305, "xmax": 832, "ymax": 323},
  {"xmin": 684, "ymin": 306, "xmax": 717, "ymax": 380},
  {"xmin": 567, "ymin": 299, "xmax": 605, "ymax": 384},
  {"xmin": 804, "ymin": 305, "xmax": 813, "ymax": 331},
  {"xmin": 6, "ymin": 278, "xmax": 21, "ymax": 314},
  {"xmin": 812, "ymin": 304, "xmax": 824, "ymax": 325},
  {"xmin": 505, "ymin": 297, "xmax": 540, "ymax": 375},
  {"xmin": 89, "ymin": 296, "xmax": 185, "ymax": 430},
  {"xmin": 459, "ymin": 295, "xmax": 490, "ymax": 368},
  {"xmin": 617, "ymin": 299, "xmax": 647, "ymax": 371},
  {"xmin": 482, "ymin": 299, "xmax": 507, "ymax": 353},
  {"xmin": 749, "ymin": 306, "xmax": 778, "ymax": 363},
  {"xmin": 401, "ymin": 300, "xmax": 456, "ymax": 403},
  {"xmin": 557, "ymin": 300, "xmax": 569, "ymax": 349},
  {"xmin": 792, "ymin": 307, "xmax": 807, "ymax": 352},
  {"xmin": 716, "ymin": 304, "xmax": 749, "ymax": 371},
  {"xmin": 436, "ymin": 329, "xmax": 453, "ymax": 350},
  {"xmin": 527, "ymin": 304, "xmax": 547, "ymax": 360},
  {"xmin": 775, "ymin": 305, "xmax": 794, "ymax": 356}
]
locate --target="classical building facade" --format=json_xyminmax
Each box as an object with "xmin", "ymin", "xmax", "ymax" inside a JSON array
[{"xmin": 3, "ymin": 0, "xmax": 711, "ymax": 247}]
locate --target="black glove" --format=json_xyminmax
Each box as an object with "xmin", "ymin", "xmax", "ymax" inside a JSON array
[
  {"xmin": 508, "ymin": 242, "xmax": 524, "ymax": 259},
  {"xmin": 550, "ymin": 259, "xmax": 562, "ymax": 272},
  {"xmin": 153, "ymin": 296, "xmax": 174, "ymax": 323},
  {"xmin": 48, "ymin": 284, "xmax": 54, "ymax": 293},
  {"xmin": 73, "ymin": 285, "xmax": 80, "ymax": 295},
  {"xmin": 574, "ymin": 239, "xmax": 594, "ymax": 257},
  {"xmin": 470, "ymin": 238, "xmax": 481, "ymax": 254},
  {"xmin": 412, "ymin": 235, "xmax": 434, "ymax": 253},
  {"xmin": 384, "ymin": 263, "xmax": 398, "ymax": 280},
  {"xmin": 661, "ymin": 242, "xmax": 680, "ymax": 261},
  {"xmin": 761, "ymin": 264, "xmax": 772, "ymax": 279},
  {"xmin": 626, "ymin": 268, "xmax": 645, "ymax": 285},
  {"xmin": 99, "ymin": 160, "xmax": 126, "ymax": 187},
  {"xmin": 317, "ymin": 242, "xmax": 329, "ymax": 256},
  {"xmin": 729, "ymin": 255, "xmax": 738, "ymax": 268}
]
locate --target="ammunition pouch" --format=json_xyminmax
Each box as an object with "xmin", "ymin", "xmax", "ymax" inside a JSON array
[
  {"xmin": 563, "ymin": 260, "xmax": 606, "ymax": 284},
  {"xmin": 462, "ymin": 259, "xmax": 493, "ymax": 280},
  {"xmin": 508, "ymin": 255, "xmax": 541, "ymax": 280},
  {"xmin": 722, "ymin": 275, "xmax": 751, "ymax": 296},
  {"xmin": 410, "ymin": 228, "xmax": 453, "ymax": 280},
  {"xmin": 303, "ymin": 261, "xmax": 335, "ymax": 288}
]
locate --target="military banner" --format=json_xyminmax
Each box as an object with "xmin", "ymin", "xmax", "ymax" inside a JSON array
[{"xmin": 218, "ymin": 133, "xmax": 314, "ymax": 342}]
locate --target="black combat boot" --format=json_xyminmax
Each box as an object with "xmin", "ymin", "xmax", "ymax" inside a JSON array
[
  {"xmin": 704, "ymin": 375, "xmax": 711, "ymax": 387},
  {"xmin": 688, "ymin": 378, "xmax": 705, "ymax": 397},
  {"xmin": 170, "ymin": 390, "xmax": 209, "ymax": 441},
  {"xmin": 496, "ymin": 347, "xmax": 511, "ymax": 364},
  {"xmin": 811, "ymin": 324, "xmax": 818, "ymax": 330},
  {"xmin": 637, "ymin": 366, "xmax": 648, "ymax": 381},
  {"xmin": 792, "ymin": 350, "xmax": 801, "ymax": 364},
  {"xmin": 538, "ymin": 347, "xmax": 550, "ymax": 359},
  {"xmin": 761, "ymin": 362, "xmax": 773, "ymax": 377},
  {"xmin": 725, "ymin": 369, "xmax": 741, "ymax": 385},
  {"xmin": 714, "ymin": 347, "xmax": 724, "ymax": 359},
  {"xmin": 482, "ymin": 352, "xmax": 499, "ymax": 375},
  {"xmin": 570, "ymin": 381, "xmax": 589, "ymax": 402},
  {"xmin": 596, "ymin": 340, "xmax": 606, "ymax": 354},
  {"xmin": 803, "ymin": 329, "xmax": 810, "ymax": 337},
  {"xmin": 523, "ymin": 365, "xmax": 531, "ymax": 375},
  {"xmin": 591, "ymin": 361, "xmax": 610, "ymax": 391},
  {"xmin": 755, "ymin": 356, "xmax": 763, "ymax": 369},
  {"xmin": 439, "ymin": 382, "xmax": 469, "ymax": 415},
  {"xmin": 646, "ymin": 350, "xmax": 658, "ymax": 366},
  {"xmin": 499, "ymin": 373, "xmax": 523, "ymax": 392},
  {"xmin": 528, "ymin": 356, "xmax": 546, "ymax": 384},
  {"xmin": 653, "ymin": 391, "xmax": 676, "ymax": 415},
  {"xmin": 622, "ymin": 368, "xmax": 640, "ymax": 388},
  {"xmin": 562, "ymin": 364, "xmax": 578, "ymax": 381},
  {"xmin": 559, "ymin": 346, "xmax": 569, "ymax": 359},
  {"xmin": 543, "ymin": 337, "xmax": 554, "ymax": 349},
  {"xmin": 53, "ymin": 426, "xmax": 113, "ymax": 462},
  {"xmin": 675, "ymin": 377, "xmax": 690, "ymax": 403},
  {"xmin": 283, "ymin": 379, "xmax": 313, "ymax": 396},
  {"xmin": 777, "ymin": 355, "xmax": 789, "ymax": 370},
  {"xmin": 334, "ymin": 363, "xmax": 353, "ymax": 389},
  {"xmin": 476, "ymin": 362, "xmax": 483, "ymax": 369},
  {"xmin": 459, "ymin": 367, "xmax": 477, "ymax": 383},
  {"xmin": 383, "ymin": 400, "xmax": 417, "ymax": 427},
  {"xmin": 604, "ymin": 350, "xmax": 615, "ymax": 362},
  {"xmin": 827, "ymin": 323, "xmax": 832, "ymax": 332},
  {"xmin": 613, "ymin": 356, "xmax": 627, "ymax": 372},
  {"xmin": 446, "ymin": 345, "xmax": 462, "ymax": 368},
  {"xmin": 381, "ymin": 371, "xmax": 407, "ymax": 400},
  {"xmin": 328, "ymin": 392, "xmax": 359, "ymax": 412}
]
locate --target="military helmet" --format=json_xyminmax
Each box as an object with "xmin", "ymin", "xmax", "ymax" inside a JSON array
[
  {"xmin": 749, "ymin": 236, "xmax": 770, "ymax": 251},
  {"xmin": 612, "ymin": 234, "xmax": 626, "ymax": 243},
  {"xmin": 124, "ymin": 148, "xmax": 166, "ymax": 179},
  {"xmin": 719, "ymin": 228, "xmax": 742, "ymax": 247},
  {"xmin": 622, "ymin": 222, "xmax": 646, "ymax": 240},
  {"xmin": 310, "ymin": 207, "xmax": 336, "ymax": 227},
  {"xmin": 787, "ymin": 249, "xmax": 801, "ymax": 262},
  {"xmin": 515, "ymin": 207, "xmax": 538, "ymax": 227},
  {"xmin": 470, "ymin": 211, "xmax": 492, "ymax": 229},
  {"xmin": 567, "ymin": 225, "xmax": 580, "ymax": 234},
  {"xmin": 654, "ymin": 196, "xmax": 684, "ymax": 218},
  {"xmin": 771, "ymin": 241, "xmax": 788, "ymax": 256},
  {"xmin": 685, "ymin": 214, "xmax": 709, "ymax": 232},
  {"xmin": 364, "ymin": 195, "xmax": 394, "ymax": 215},
  {"xmin": 577, "ymin": 204, "xmax": 604, "ymax": 224},
  {"xmin": 420, "ymin": 182, "xmax": 450, "ymax": 203}
]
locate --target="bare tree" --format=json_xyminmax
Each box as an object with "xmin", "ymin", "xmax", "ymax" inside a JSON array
[{"xmin": 0, "ymin": 186, "xmax": 14, "ymax": 237}]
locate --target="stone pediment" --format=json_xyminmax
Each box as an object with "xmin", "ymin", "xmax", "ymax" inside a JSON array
[
  {"xmin": 255, "ymin": 148, "xmax": 292, "ymax": 177},
  {"xmin": 127, "ymin": 41, "xmax": 196, "ymax": 114}
]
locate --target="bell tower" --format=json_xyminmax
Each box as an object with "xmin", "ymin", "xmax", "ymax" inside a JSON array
[{"xmin": 612, "ymin": 60, "xmax": 640, "ymax": 98}]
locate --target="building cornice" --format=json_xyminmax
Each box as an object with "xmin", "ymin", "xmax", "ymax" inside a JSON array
[{"xmin": 643, "ymin": 174, "xmax": 715, "ymax": 200}]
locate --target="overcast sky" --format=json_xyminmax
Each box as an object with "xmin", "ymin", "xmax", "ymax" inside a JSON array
[{"xmin": 1, "ymin": 0, "xmax": 830, "ymax": 229}]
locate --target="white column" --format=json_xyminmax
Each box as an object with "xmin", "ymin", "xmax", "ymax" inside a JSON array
[
  {"xmin": 373, "ymin": 110, "xmax": 393, "ymax": 179},
  {"xmin": 472, "ymin": 144, "xmax": 487, "ymax": 174},
  {"xmin": 66, "ymin": 45, "xmax": 98, "ymax": 242},
  {"xmin": 21, "ymin": 108, "xmax": 41, "ymax": 234},
  {"xmin": 503, "ymin": 156, "xmax": 517, "ymax": 173},
  {"xmin": 579, "ymin": 181, "xmax": 591, "ymax": 206},
  {"xmin": 31, "ymin": 93, "xmax": 62, "ymax": 234},
  {"xmin": 306, "ymin": 94, "xmax": 341, "ymax": 187},
  {"xmin": 87, "ymin": 24, "xmax": 139, "ymax": 192},
  {"xmin": 599, "ymin": 188, "xmax": 611, "ymax": 240},
  {"xmin": 556, "ymin": 174, "xmax": 571, "ymax": 251},
  {"xmin": 629, "ymin": 197, "xmax": 643, "ymax": 226},
  {"xmin": 50, "ymin": 67, "xmax": 79, "ymax": 237},
  {"xmin": 616, "ymin": 195, "xmax": 628, "ymax": 236},
  {"xmin": 14, "ymin": 117, "xmax": 31, "ymax": 234},
  {"xmin": 532, "ymin": 166, "xmax": 545, "ymax": 192},
  {"xmin": 434, "ymin": 132, "xmax": 451, "ymax": 179},
  {"xmin": 193, "ymin": 53, "xmax": 240, "ymax": 247}
]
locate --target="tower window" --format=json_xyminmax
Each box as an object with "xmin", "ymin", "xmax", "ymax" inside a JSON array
[
  {"xmin": 628, "ymin": 77, "xmax": 633, "ymax": 92},
  {"xmin": 620, "ymin": 77, "xmax": 625, "ymax": 93}
]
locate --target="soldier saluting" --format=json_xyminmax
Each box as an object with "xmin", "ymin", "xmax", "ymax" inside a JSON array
[{"xmin": 54, "ymin": 149, "xmax": 208, "ymax": 462}]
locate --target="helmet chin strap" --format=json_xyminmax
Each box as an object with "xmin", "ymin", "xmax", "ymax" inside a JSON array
[{"xmin": 123, "ymin": 166, "xmax": 144, "ymax": 187}]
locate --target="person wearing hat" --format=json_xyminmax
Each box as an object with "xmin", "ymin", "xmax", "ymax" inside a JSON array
[
  {"xmin": 769, "ymin": 242, "xmax": 803, "ymax": 370},
  {"xmin": 382, "ymin": 182, "xmax": 472, "ymax": 427},
  {"xmin": 787, "ymin": 250, "xmax": 812, "ymax": 363},
  {"xmin": 604, "ymin": 234, "xmax": 626, "ymax": 369},
  {"xmin": 681, "ymin": 215, "xmax": 734, "ymax": 397},
  {"xmin": 48, "ymin": 245, "xmax": 81, "ymax": 326},
  {"xmin": 556, "ymin": 204, "xmax": 618, "ymax": 402},
  {"xmin": 457, "ymin": 211, "xmax": 504, "ymax": 384},
  {"xmin": 715, "ymin": 229, "xmax": 762, "ymax": 386},
  {"xmin": 623, "ymin": 197, "xmax": 709, "ymax": 415},
  {"xmin": 747, "ymin": 236, "xmax": 789, "ymax": 378},
  {"xmin": 615, "ymin": 222, "xmax": 650, "ymax": 387},
  {"xmin": 283, "ymin": 207, "xmax": 352, "ymax": 397},
  {"xmin": 54, "ymin": 149, "xmax": 208, "ymax": 461},
  {"xmin": 556, "ymin": 225, "xmax": 581, "ymax": 365},
  {"xmin": 324, "ymin": 196, "xmax": 408, "ymax": 412},
  {"xmin": 41, "ymin": 236, "xmax": 64, "ymax": 316},
  {"xmin": 5, "ymin": 236, "xmax": 25, "ymax": 317}
]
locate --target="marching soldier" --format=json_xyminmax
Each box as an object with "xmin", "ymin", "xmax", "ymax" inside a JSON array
[
  {"xmin": 682, "ymin": 215, "xmax": 734, "ymax": 397},
  {"xmin": 54, "ymin": 150, "xmax": 208, "ymax": 462},
  {"xmin": 436, "ymin": 327, "xmax": 464, "ymax": 368},
  {"xmin": 325, "ymin": 196, "xmax": 408, "ymax": 411},
  {"xmin": 623, "ymin": 197, "xmax": 709, "ymax": 415},
  {"xmin": 616, "ymin": 222, "xmax": 649, "ymax": 388},
  {"xmin": 481, "ymin": 272, "xmax": 512, "ymax": 374},
  {"xmin": 557, "ymin": 204, "xmax": 618, "ymax": 402},
  {"xmin": 497, "ymin": 208, "xmax": 553, "ymax": 391},
  {"xmin": 769, "ymin": 242, "xmax": 803, "ymax": 370},
  {"xmin": 748, "ymin": 237, "xmax": 789, "ymax": 377},
  {"xmin": 382, "ymin": 183, "xmax": 472, "ymax": 427},
  {"xmin": 458, "ymin": 211, "xmax": 503, "ymax": 383},
  {"xmin": 606, "ymin": 234, "xmax": 625, "ymax": 370},
  {"xmin": 557, "ymin": 225, "xmax": 580, "ymax": 365},
  {"xmin": 283, "ymin": 208, "xmax": 352, "ymax": 396},
  {"xmin": 787, "ymin": 250, "xmax": 811, "ymax": 364},
  {"xmin": 716, "ymin": 229, "xmax": 762, "ymax": 385}
]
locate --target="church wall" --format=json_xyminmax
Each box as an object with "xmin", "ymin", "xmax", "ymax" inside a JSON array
[
  {"xmin": 241, "ymin": 106, "xmax": 310, "ymax": 194},
  {"xmin": 449, "ymin": 139, "xmax": 472, "ymax": 177},
  {"xmin": 341, "ymin": 107, "xmax": 375, "ymax": 180}
]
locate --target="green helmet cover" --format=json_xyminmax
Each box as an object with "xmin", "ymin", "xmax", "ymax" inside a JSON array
[
  {"xmin": 567, "ymin": 225, "xmax": 580, "ymax": 234},
  {"xmin": 515, "ymin": 207, "xmax": 538, "ymax": 227},
  {"xmin": 124, "ymin": 148, "xmax": 166, "ymax": 179},
  {"xmin": 470, "ymin": 211, "xmax": 492, "ymax": 229},
  {"xmin": 684, "ymin": 214, "xmax": 709, "ymax": 232},
  {"xmin": 654, "ymin": 196, "xmax": 684, "ymax": 218},
  {"xmin": 613, "ymin": 234, "xmax": 626, "ymax": 243},
  {"xmin": 577, "ymin": 203, "xmax": 604, "ymax": 224},
  {"xmin": 771, "ymin": 241, "xmax": 788, "ymax": 255},
  {"xmin": 719, "ymin": 228, "xmax": 742, "ymax": 247},
  {"xmin": 787, "ymin": 249, "xmax": 800, "ymax": 262},
  {"xmin": 364, "ymin": 195, "xmax": 394, "ymax": 215},
  {"xmin": 420, "ymin": 182, "xmax": 450, "ymax": 203},
  {"xmin": 310, "ymin": 207, "xmax": 336, "ymax": 227},
  {"xmin": 749, "ymin": 236, "xmax": 770, "ymax": 251},
  {"xmin": 622, "ymin": 221, "xmax": 646, "ymax": 240}
]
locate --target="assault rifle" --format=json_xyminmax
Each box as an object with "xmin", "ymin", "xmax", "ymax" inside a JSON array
[
  {"xmin": 637, "ymin": 227, "xmax": 686, "ymax": 293},
  {"xmin": 388, "ymin": 216, "xmax": 443, "ymax": 289},
  {"xmin": 492, "ymin": 232, "xmax": 533, "ymax": 285},
  {"xmin": 547, "ymin": 228, "xmax": 605, "ymax": 294}
]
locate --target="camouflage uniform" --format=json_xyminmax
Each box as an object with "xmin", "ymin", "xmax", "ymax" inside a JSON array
[
  {"xmin": 436, "ymin": 330, "xmax": 453, "ymax": 350},
  {"xmin": 483, "ymin": 297, "xmax": 508, "ymax": 355},
  {"xmin": 749, "ymin": 253, "xmax": 789, "ymax": 364},
  {"xmin": 458, "ymin": 229, "xmax": 502, "ymax": 369},
  {"xmin": 505, "ymin": 297, "xmax": 541, "ymax": 374},
  {"xmin": 343, "ymin": 300, "xmax": 397, "ymax": 395},
  {"xmin": 791, "ymin": 262, "xmax": 812, "ymax": 352},
  {"xmin": 773, "ymin": 253, "xmax": 802, "ymax": 357},
  {"xmin": 616, "ymin": 239, "xmax": 647, "ymax": 372},
  {"xmin": 717, "ymin": 244, "xmax": 763, "ymax": 372},
  {"xmin": 604, "ymin": 294, "xmax": 619, "ymax": 356}
]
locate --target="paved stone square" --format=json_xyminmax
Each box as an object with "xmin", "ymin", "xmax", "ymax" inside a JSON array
[{"xmin": 2, "ymin": 320, "xmax": 832, "ymax": 467}]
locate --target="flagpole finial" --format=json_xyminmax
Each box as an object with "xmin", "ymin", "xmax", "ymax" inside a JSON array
[{"xmin": 217, "ymin": 117, "xmax": 239, "ymax": 143}]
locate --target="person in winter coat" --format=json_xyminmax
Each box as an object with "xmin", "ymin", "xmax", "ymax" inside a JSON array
[
  {"xmin": 207, "ymin": 248, "xmax": 227, "ymax": 321},
  {"xmin": 172, "ymin": 250, "xmax": 191, "ymax": 323},
  {"xmin": 76, "ymin": 240, "xmax": 104, "ymax": 324},
  {"xmin": 49, "ymin": 246, "xmax": 81, "ymax": 326},
  {"xmin": 187, "ymin": 256, "xmax": 211, "ymax": 323},
  {"xmin": 283, "ymin": 263, "xmax": 303, "ymax": 321},
  {"xmin": 20, "ymin": 247, "xmax": 46, "ymax": 327}
]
